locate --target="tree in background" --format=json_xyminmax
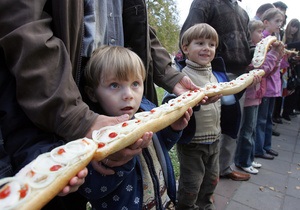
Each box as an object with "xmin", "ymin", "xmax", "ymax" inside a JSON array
[{"xmin": 147, "ymin": 0, "xmax": 181, "ymax": 54}]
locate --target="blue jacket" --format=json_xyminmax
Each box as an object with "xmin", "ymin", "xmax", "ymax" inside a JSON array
[{"xmin": 79, "ymin": 97, "xmax": 181, "ymax": 210}]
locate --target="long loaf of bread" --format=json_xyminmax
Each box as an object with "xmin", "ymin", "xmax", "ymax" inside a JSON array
[{"xmin": 0, "ymin": 69, "xmax": 265, "ymax": 210}]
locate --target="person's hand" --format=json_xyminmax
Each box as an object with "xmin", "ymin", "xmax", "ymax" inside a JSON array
[
  {"xmin": 58, "ymin": 168, "xmax": 88, "ymax": 196},
  {"xmin": 199, "ymin": 95, "xmax": 208, "ymax": 105},
  {"xmin": 85, "ymin": 114, "xmax": 130, "ymax": 139},
  {"xmin": 271, "ymin": 41, "xmax": 285, "ymax": 58},
  {"xmin": 202, "ymin": 94, "xmax": 222, "ymax": 105},
  {"xmin": 173, "ymin": 76, "xmax": 199, "ymax": 95},
  {"xmin": 170, "ymin": 107, "xmax": 193, "ymax": 131},
  {"xmin": 91, "ymin": 132, "xmax": 152, "ymax": 175},
  {"xmin": 249, "ymin": 75, "xmax": 262, "ymax": 87}
]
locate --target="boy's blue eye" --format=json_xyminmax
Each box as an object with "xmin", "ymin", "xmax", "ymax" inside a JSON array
[
  {"xmin": 132, "ymin": 81, "xmax": 140, "ymax": 87},
  {"xmin": 110, "ymin": 83, "xmax": 119, "ymax": 89}
]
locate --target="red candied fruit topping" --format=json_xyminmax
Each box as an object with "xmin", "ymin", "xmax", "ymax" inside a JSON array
[
  {"xmin": 50, "ymin": 165, "xmax": 62, "ymax": 172},
  {"xmin": 213, "ymin": 85, "xmax": 217, "ymax": 88},
  {"xmin": 177, "ymin": 99, "xmax": 182, "ymax": 102},
  {"xmin": 150, "ymin": 109, "xmax": 155, "ymax": 113},
  {"xmin": 135, "ymin": 120, "xmax": 141, "ymax": 123},
  {"xmin": 19, "ymin": 184, "xmax": 29, "ymax": 198},
  {"xmin": 187, "ymin": 93, "xmax": 192, "ymax": 96},
  {"xmin": 0, "ymin": 185, "xmax": 10, "ymax": 199},
  {"xmin": 98, "ymin": 142, "xmax": 105, "ymax": 148},
  {"xmin": 122, "ymin": 122, "xmax": 128, "ymax": 127},
  {"xmin": 57, "ymin": 148, "xmax": 66, "ymax": 155},
  {"xmin": 109, "ymin": 132, "xmax": 118, "ymax": 138}
]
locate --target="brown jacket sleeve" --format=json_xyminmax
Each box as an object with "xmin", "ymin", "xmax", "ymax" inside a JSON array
[
  {"xmin": 0, "ymin": 0, "xmax": 97, "ymax": 140},
  {"xmin": 149, "ymin": 26, "xmax": 184, "ymax": 93}
]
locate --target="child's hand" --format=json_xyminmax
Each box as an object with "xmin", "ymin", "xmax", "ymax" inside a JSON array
[
  {"xmin": 249, "ymin": 75, "xmax": 262, "ymax": 87},
  {"xmin": 270, "ymin": 41, "xmax": 285, "ymax": 58},
  {"xmin": 202, "ymin": 94, "xmax": 222, "ymax": 105},
  {"xmin": 58, "ymin": 168, "xmax": 88, "ymax": 196},
  {"xmin": 170, "ymin": 107, "xmax": 193, "ymax": 131},
  {"xmin": 91, "ymin": 132, "xmax": 152, "ymax": 175}
]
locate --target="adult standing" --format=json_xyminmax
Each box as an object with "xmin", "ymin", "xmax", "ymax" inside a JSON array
[
  {"xmin": 253, "ymin": 3, "xmax": 275, "ymax": 20},
  {"xmin": 180, "ymin": 0, "xmax": 252, "ymax": 181},
  {"xmin": 0, "ymin": 0, "xmax": 196, "ymax": 209}
]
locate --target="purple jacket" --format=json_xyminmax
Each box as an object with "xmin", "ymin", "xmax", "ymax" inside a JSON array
[
  {"xmin": 244, "ymin": 49, "xmax": 281, "ymax": 106},
  {"xmin": 261, "ymin": 32, "xmax": 282, "ymax": 97}
]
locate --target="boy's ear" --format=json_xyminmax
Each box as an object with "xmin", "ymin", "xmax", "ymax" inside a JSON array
[
  {"xmin": 85, "ymin": 86, "xmax": 98, "ymax": 102},
  {"xmin": 182, "ymin": 45, "xmax": 189, "ymax": 56}
]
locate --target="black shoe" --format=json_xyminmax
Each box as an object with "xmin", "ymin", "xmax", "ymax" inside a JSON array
[
  {"xmin": 255, "ymin": 154, "xmax": 274, "ymax": 160},
  {"xmin": 273, "ymin": 118, "xmax": 283, "ymax": 124},
  {"xmin": 272, "ymin": 130, "xmax": 280, "ymax": 136},
  {"xmin": 282, "ymin": 115, "xmax": 291, "ymax": 121},
  {"xmin": 266, "ymin": 149, "xmax": 278, "ymax": 156}
]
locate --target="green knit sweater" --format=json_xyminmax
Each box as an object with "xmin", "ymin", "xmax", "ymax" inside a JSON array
[{"xmin": 182, "ymin": 60, "xmax": 221, "ymax": 144}]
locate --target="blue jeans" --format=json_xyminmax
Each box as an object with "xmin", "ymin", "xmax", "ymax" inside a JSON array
[
  {"xmin": 255, "ymin": 97, "xmax": 275, "ymax": 155},
  {"xmin": 235, "ymin": 105, "xmax": 258, "ymax": 167}
]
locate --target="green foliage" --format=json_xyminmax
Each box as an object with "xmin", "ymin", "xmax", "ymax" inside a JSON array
[
  {"xmin": 169, "ymin": 147, "xmax": 180, "ymax": 179},
  {"xmin": 147, "ymin": 0, "xmax": 181, "ymax": 54}
]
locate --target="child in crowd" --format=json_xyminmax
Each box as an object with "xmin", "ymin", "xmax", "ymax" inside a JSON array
[
  {"xmin": 255, "ymin": 8, "xmax": 285, "ymax": 160},
  {"xmin": 78, "ymin": 45, "xmax": 192, "ymax": 210},
  {"xmin": 165, "ymin": 23, "xmax": 221, "ymax": 209},
  {"xmin": 234, "ymin": 20, "xmax": 269, "ymax": 174}
]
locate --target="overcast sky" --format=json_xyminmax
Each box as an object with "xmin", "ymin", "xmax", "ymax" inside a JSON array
[{"xmin": 176, "ymin": 0, "xmax": 300, "ymax": 27}]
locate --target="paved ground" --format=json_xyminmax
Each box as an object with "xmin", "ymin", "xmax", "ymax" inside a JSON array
[{"xmin": 214, "ymin": 114, "xmax": 300, "ymax": 210}]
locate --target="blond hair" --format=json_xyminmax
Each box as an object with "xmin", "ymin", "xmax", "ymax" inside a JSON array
[
  {"xmin": 84, "ymin": 46, "xmax": 146, "ymax": 89},
  {"xmin": 248, "ymin": 19, "xmax": 264, "ymax": 33},
  {"xmin": 180, "ymin": 23, "xmax": 219, "ymax": 49}
]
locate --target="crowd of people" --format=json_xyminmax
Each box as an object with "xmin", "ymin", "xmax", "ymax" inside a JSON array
[{"xmin": 0, "ymin": 0, "xmax": 299, "ymax": 210}]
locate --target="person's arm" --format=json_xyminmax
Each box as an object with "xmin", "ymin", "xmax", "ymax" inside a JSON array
[
  {"xmin": 0, "ymin": 0, "xmax": 96, "ymax": 140},
  {"xmin": 286, "ymin": 41, "xmax": 300, "ymax": 51},
  {"xmin": 149, "ymin": 27, "xmax": 198, "ymax": 95},
  {"xmin": 149, "ymin": 26, "xmax": 184, "ymax": 93}
]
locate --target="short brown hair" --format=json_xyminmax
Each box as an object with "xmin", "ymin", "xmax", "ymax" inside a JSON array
[
  {"xmin": 84, "ymin": 46, "xmax": 146, "ymax": 89},
  {"xmin": 248, "ymin": 19, "xmax": 264, "ymax": 33},
  {"xmin": 181, "ymin": 23, "xmax": 219, "ymax": 49}
]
